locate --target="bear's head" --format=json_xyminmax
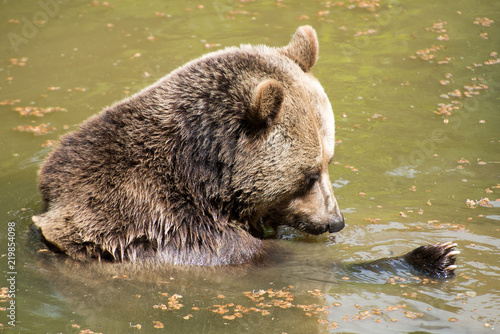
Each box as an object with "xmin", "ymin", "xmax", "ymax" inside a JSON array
[
  {"xmin": 234, "ymin": 26, "xmax": 345, "ymax": 236},
  {"xmin": 167, "ymin": 26, "xmax": 344, "ymax": 237}
]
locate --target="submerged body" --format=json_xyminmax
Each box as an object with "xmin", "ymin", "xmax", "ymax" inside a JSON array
[{"xmin": 346, "ymin": 242, "xmax": 458, "ymax": 279}]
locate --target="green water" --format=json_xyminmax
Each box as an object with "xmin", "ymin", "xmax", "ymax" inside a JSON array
[{"xmin": 1, "ymin": 0, "xmax": 499, "ymax": 333}]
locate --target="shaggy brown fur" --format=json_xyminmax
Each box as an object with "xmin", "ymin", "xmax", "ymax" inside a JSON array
[{"xmin": 33, "ymin": 26, "xmax": 345, "ymax": 266}]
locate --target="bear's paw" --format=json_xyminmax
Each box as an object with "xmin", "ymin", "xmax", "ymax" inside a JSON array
[{"xmin": 403, "ymin": 242, "xmax": 459, "ymax": 278}]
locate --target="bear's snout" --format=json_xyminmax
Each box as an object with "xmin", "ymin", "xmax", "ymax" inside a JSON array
[{"xmin": 328, "ymin": 214, "xmax": 345, "ymax": 233}]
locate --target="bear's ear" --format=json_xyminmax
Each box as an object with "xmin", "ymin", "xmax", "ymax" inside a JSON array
[
  {"xmin": 281, "ymin": 25, "xmax": 319, "ymax": 72},
  {"xmin": 248, "ymin": 79, "xmax": 285, "ymax": 129}
]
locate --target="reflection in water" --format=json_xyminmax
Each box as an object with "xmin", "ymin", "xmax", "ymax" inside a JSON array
[
  {"xmin": 31, "ymin": 240, "xmax": 457, "ymax": 333},
  {"xmin": 386, "ymin": 166, "xmax": 420, "ymax": 178}
]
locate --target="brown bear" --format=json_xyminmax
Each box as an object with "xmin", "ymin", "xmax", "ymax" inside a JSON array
[
  {"xmin": 33, "ymin": 26, "xmax": 345, "ymax": 266},
  {"xmin": 33, "ymin": 26, "xmax": 458, "ymax": 278}
]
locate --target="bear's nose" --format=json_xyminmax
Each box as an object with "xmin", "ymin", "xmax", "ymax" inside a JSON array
[{"xmin": 328, "ymin": 214, "xmax": 345, "ymax": 233}]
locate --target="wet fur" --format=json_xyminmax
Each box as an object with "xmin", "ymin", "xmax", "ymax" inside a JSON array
[
  {"xmin": 403, "ymin": 242, "xmax": 459, "ymax": 278},
  {"xmin": 33, "ymin": 26, "xmax": 459, "ymax": 278},
  {"xmin": 344, "ymin": 242, "xmax": 459, "ymax": 280},
  {"xmin": 33, "ymin": 26, "xmax": 331, "ymax": 265}
]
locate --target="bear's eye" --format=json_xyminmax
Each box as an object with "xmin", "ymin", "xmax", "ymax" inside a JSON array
[{"xmin": 304, "ymin": 171, "xmax": 320, "ymax": 190}]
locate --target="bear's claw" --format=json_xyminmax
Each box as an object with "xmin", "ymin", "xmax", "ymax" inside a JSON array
[{"xmin": 403, "ymin": 242, "xmax": 459, "ymax": 278}]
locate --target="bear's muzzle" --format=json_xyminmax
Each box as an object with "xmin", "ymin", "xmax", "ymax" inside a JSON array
[{"xmin": 328, "ymin": 214, "xmax": 345, "ymax": 233}]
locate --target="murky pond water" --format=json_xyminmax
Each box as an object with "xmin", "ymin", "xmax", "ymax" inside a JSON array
[{"xmin": 1, "ymin": 0, "xmax": 499, "ymax": 333}]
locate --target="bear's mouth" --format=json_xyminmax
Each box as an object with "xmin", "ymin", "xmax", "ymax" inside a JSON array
[
  {"xmin": 291, "ymin": 218, "xmax": 345, "ymax": 235},
  {"xmin": 259, "ymin": 213, "xmax": 345, "ymax": 236}
]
